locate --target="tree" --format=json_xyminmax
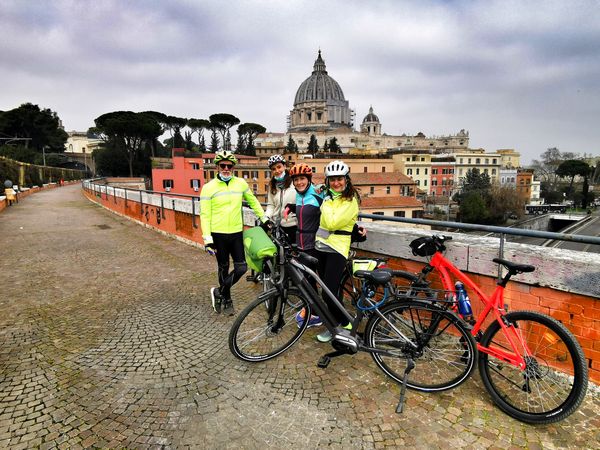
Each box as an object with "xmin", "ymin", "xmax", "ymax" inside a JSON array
[
  {"xmin": 187, "ymin": 118, "xmax": 211, "ymax": 152},
  {"xmin": 459, "ymin": 191, "xmax": 489, "ymax": 224},
  {"xmin": 209, "ymin": 127, "xmax": 220, "ymax": 152},
  {"xmin": 329, "ymin": 136, "xmax": 341, "ymax": 153},
  {"xmin": 236, "ymin": 133, "xmax": 246, "ymax": 154},
  {"xmin": 308, "ymin": 134, "xmax": 319, "ymax": 154},
  {"xmin": 323, "ymin": 139, "xmax": 330, "ymax": 152},
  {"xmin": 488, "ymin": 185, "xmax": 526, "ymax": 223},
  {"xmin": 165, "ymin": 116, "xmax": 187, "ymax": 149},
  {"xmin": 556, "ymin": 160, "xmax": 591, "ymax": 198},
  {"xmin": 237, "ymin": 123, "xmax": 266, "ymax": 157},
  {"xmin": 93, "ymin": 111, "xmax": 161, "ymax": 177},
  {"xmin": 141, "ymin": 111, "xmax": 168, "ymax": 157},
  {"xmin": 209, "ymin": 113, "xmax": 240, "ymax": 151},
  {"xmin": 284, "ymin": 135, "xmax": 298, "ymax": 154},
  {"xmin": 0, "ymin": 103, "xmax": 68, "ymax": 152}
]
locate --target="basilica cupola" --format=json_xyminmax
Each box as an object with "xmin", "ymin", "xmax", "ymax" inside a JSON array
[
  {"xmin": 360, "ymin": 106, "xmax": 382, "ymax": 136},
  {"xmin": 288, "ymin": 50, "xmax": 353, "ymax": 132}
]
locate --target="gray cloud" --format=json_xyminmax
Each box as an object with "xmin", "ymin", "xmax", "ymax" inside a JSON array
[{"xmin": 1, "ymin": 0, "xmax": 599, "ymax": 163}]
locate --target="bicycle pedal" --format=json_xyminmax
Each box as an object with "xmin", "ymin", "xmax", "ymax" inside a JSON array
[{"xmin": 317, "ymin": 356, "xmax": 331, "ymax": 368}]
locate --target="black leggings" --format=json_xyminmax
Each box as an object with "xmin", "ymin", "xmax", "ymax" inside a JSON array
[
  {"xmin": 212, "ymin": 232, "xmax": 247, "ymax": 300},
  {"xmin": 316, "ymin": 249, "xmax": 349, "ymax": 326}
]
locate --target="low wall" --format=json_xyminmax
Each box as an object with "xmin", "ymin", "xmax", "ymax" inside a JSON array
[
  {"xmin": 82, "ymin": 180, "xmax": 600, "ymax": 383},
  {"xmin": 1, "ymin": 181, "xmax": 80, "ymax": 213}
]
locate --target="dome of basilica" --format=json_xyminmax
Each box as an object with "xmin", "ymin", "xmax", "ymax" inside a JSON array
[
  {"xmin": 294, "ymin": 51, "xmax": 346, "ymax": 106},
  {"xmin": 362, "ymin": 106, "xmax": 379, "ymax": 123}
]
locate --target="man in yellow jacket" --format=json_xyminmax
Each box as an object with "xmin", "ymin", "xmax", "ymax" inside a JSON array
[{"xmin": 200, "ymin": 151, "xmax": 267, "ymax": 315}]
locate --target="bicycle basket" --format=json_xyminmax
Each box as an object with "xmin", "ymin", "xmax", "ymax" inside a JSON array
[
  {"xmin": 409, "ymin": 237, "xmax": 437, "ymax": 257},
  {"xmin": 352, "ymin": 259, "xmax": 378, "ymax": 274},
  {"xmin": 243, "ymin": 226, "xmax": 277, "ymax": 272}
]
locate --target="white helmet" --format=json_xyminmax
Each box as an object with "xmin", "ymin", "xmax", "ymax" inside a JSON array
[
  {"xmin": 325, "ymin": 160, "xmax": 350, "ymax": 177},
  {"xmin": 267, "ymin": 154, "xmax": 286, "ymax": 168}
]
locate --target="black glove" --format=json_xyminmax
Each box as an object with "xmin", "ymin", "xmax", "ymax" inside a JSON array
[
  {"xmin": 351, "ymin": 224, "xmax": 367, "ymax": 243},
  {"xmin": 260, "ymin": 219, "xmax": 273, "ymax": 232},
  {"xmin": 205, "ymin": 243, "xmax": 216, "ymax": 256}
]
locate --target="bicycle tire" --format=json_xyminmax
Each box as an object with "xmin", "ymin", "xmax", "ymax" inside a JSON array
[
  {"xmin": 229, "ymin": 289, "xmax": 310, "ymax": 362},
  {"xmin": 478, "ymin": 310, "xmax": 588, "ymax": 424},
  {"xmin": 365, "ymin": 300, "xmax": 477, "ymax": 392}
]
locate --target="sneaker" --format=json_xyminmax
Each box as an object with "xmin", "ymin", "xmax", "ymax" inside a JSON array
[
  {"xmin": 295, "ymin": 310, "xmax": 323, "ymax": 328},
  {"xmin": 316, "ymin": 330, "xmax": 332, "ymax": 343},
  {"xmin": 222, "ymin": 299, "xmax": 235, "ymax": 316},
  {"xmin": 342, "ymin": 322, "xmax": 352, "ymax": 331},
  {"xmin": 210, "ymin": 287, "xmax": 222, "ymax": 313}
]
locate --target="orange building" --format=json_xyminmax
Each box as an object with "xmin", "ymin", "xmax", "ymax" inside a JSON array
[
  {"xmin": 151, "ymin": 149, "xmax": 206, "ymax": 196},
  {"xmin": 516, "ymin": 169, "xmax": 534, "ymax": 204}
]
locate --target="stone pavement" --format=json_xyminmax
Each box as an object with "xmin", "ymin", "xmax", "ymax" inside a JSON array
[{"xmin": 0, "ymin": 185, "xmax": 598, "ymax": 450}]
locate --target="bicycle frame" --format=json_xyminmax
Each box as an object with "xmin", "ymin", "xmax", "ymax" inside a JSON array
[{"xmin": 428, "ymin": 252, "xmax": 528, "ymax": 370}]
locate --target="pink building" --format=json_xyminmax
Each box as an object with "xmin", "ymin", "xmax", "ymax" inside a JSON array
[
  {"xmin": 151, "ymin": 148, "xmax": 206, "ymax": 196},
  {"xmin": 430, "ymin": 159, "xmax": 455, "ymax": 197}
]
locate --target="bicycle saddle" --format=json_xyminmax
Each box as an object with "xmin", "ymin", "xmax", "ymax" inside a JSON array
[
  {"xmin": 493, "ymin": 258, "xmax": 535, "ymax": 274},
  {"xmin": 298, "ymin": 252, "xmax": 319, "ymax": 268},
  {"xmin": 354, "ymin": 269, "xmax": 392, "ymax": 285}
]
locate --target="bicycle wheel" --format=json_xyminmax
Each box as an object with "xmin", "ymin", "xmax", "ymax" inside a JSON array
[
  {"xmin": 365, "ymin": 300, "xmax": 476, "ymax": 391},
  {"xmin": 229, "ymin": 289, "xmax": 310, "ymax": 362},
  {"xmin": 478, "ymin": 310, "xmax": 588, "ymax": 424}
]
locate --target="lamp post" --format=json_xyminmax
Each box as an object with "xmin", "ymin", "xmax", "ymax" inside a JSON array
[{"xmin": 42, "ymin": 146, "xmax": 47, "ymax": 166}]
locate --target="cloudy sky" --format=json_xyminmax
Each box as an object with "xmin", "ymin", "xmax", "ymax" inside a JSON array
[{"xmin": 2, "ymin": 0, "xmax": 599, "ymax": 163}]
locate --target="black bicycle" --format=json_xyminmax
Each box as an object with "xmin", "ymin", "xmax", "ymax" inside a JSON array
[{"xmin": 229, "ymin": 225, "xmax": 477, "ymax": 412}]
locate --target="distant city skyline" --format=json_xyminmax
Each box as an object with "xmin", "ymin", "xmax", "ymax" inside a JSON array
[{"xmin": 1, "ymin": 0, "xmax": 600, "ymax": 164}]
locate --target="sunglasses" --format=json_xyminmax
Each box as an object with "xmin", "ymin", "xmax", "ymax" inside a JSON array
[{"xmin": 219, "ymin": 163, "xmax": 233, "ymax": 169}]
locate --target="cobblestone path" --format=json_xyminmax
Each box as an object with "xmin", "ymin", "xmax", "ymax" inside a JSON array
[{"xmin": 0, "ymin": 185, "xmax": 599, "ymax": 449}]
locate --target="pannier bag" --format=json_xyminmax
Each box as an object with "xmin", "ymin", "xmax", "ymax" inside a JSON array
[
  {"xmin": 409, "ymin": 236, "xmax": 437, "ymax": 257},
  {"xmin": 352, "ymin": 259, "xmax": 378, "ymax": 274},
  {"xmin": 243, "ymin": 226, "xmax": 277, "ymax": 273}
]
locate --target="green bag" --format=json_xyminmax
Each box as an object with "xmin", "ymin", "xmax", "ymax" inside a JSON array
[
  {"xmin": 243, "ymin": 226, "xmax": 277, "ymax": 273},
  {"xmin": 352, "ymin": 259, "xmax": 377, "ymax": 274}
]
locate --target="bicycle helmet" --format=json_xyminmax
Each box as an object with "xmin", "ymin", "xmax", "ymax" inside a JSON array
[
  {"xmin": 289, "ymin": 163, "xmax": 313, "ymax": 178},
  {"xmin": 213, "ymin": 150, "xmax": 238, "ymax": 165},
  {"xmin": 325, "ymin": 160, "xmax": 350, "ymax": 177},
  {"xmin": 267, "ymin": 154, "xmax": 286, "ymax": 168}
]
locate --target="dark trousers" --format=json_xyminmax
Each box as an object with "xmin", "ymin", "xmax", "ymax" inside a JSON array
[
  {"xmin": 316, "ymin": 249, "xmax": 349, "ymax": 326},
  {"xmin": 282, "ymin": 225, "xmax": 297, "ymax": 246},
  {"xmin": 212, "ymin": 232, "xmax": 247, "ymax": 300}
]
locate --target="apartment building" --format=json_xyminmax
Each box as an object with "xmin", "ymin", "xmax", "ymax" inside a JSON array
[
  {"xmin": 391, "ymin": 151, "xmax": 432, "ymax": 194},
  {"xmin": 454, "ymin": 149, "xmax": 502, "ymax": 185},
  {"xmin": 430, "ymin": 156, "xmax": 455, "ymax": 197}
]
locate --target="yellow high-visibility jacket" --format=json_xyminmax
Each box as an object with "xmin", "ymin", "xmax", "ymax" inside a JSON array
[
  {"xmin": 200, "ymin": 176, "xmax": 265, "ymax": 245},
  {"xmin": 315, "ymin": 195, "xmax": 359, "ymax": 258}
]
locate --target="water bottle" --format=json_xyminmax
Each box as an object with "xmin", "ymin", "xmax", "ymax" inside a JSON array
[{"xmin": 455, "ymin": 281, "xmax": 474, "ymax": 323}]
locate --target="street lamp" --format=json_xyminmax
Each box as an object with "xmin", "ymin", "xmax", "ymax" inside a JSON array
[{"xmin": 43, "ymin": 146, "xmax": 47, "ymax": 166}]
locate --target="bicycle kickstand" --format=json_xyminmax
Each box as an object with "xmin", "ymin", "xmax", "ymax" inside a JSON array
[
  {"xmin": 395, "ymin": 358, "xmax": 415, "ymax": 414},
  {"xmin": 317, "ymin": 350, "xmax": 346, "ymax": 369}
]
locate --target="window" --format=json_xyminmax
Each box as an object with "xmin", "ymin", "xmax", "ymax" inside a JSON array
[
  {"xmin": 209, "ymin": 170, "xmax": 215, "ymax": 178},
  {"xmin": 407, "ymin": 168, "xmax": 413, "ymax": 175},
  {"xmin": 253, "ymin": 184, "xmax": 258, "ymax": 193},
  {"xmin": 460, "ymin": 158, "xmax": 463, "ymax": 164},
  {"xmin": 163, "ymin": 179, "xmax": 174, "ymax": 189},
  {"xmin": 416, "ymin": 168, "xmax": 420, "ymax": 175},
  {"xmin": 468, "ymin": 158, "xmax": 471, "ymax": 164},
  {"xmin": 372, "ymin": 212, "xmax": 384, "ymax": 221},
  {"xmin": 412, "ymin": 210, "xmax": 424, "ymax": 218},
  {"xmin": 382, "ymin": 166, "xmax": 386, "ymax": 173},
  {"xmin": 242, "ymin": 171, "xmax": 250, "ymax": 178},
  {"xmin": 312, "ymin": 167, "xmax": 316, "ymax": 174},
  {"xmin": 484, "ymin": 168, "xmax": 488, "ymax": 174},
  {"xmin": 394, "ymin": 211, "xmax": 405, "ymax": 217},
  {"xmin": 264, "ymin": 170, "xmax": 270, "ymax": 178},
  {"xmin": 406, "ymin": 157, "xmax": 410, "ymax": 162},
  {"xmin": 190, "ymin": 179, "xmax": 201, "ymax": 190},
  {"xmin": 493, "ymin": 159, "xmax": 497, "ymax": 164},
  {"xmin": 432, "ymin": 180, "xmax": 438, "ymax": 186},
  {"xmin": 317, "ymin": 112, "xmax": 322, "ymax": 121},
  {"xmin": 307, "ymin": 112, "xmax": 312, "ymax": 121},
  {"xmin": 485, "ymin": 158, "xmax": 489, "ymax": 164},
  {"xmin": 375, "ymin": 141, "xmax": 380, "ymax": 146},
  {"xmin": 190, "ymin": 162, "xmax": 200, "ymax": 170},
  {"xmin": 459, "ymin": 168, "xmax": 463, "ymax": 175},
  {"xmin": 364, "ymin": 167, "xmax": 368, "ymax": 173},
  {"xmin": 370, "ymin": 186, "xmax": 375, "ymax": 195},
  {"xmin": 432, "ymin": 168, "xmax": 438, "ymax": 175},
  {"xmin": 251, "ymin": 171, "xmax": 259, "ymax": 179},
  {"xmin": 424, "ymin": 168, "xmax": 428, "ymax": 175},
  {"xmin": 423, "ymin": 180, "xmax": 428, "ymax": 186},
  {"xmin": 476, "ymin": 158, "xmax": 481, "ymax": 164},
  {"xmin": 492, "ymin": 169, "xmax": 497, "ymax": 175},
  {"xmin": 416, "ymin": 180, "xmax": 420, "ymax": 186},
  {"xmin": 386, "ymin": 186, "xmax": 391, "ymax": 194}
]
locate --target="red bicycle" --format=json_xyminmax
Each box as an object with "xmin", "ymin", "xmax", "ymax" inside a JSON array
[{"xmin": 396, "ymin": 235, "xmax": 588, "ymax": 424}]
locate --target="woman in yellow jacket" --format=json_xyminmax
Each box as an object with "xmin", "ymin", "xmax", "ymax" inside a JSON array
[
  {"xmin": 314, "ymin": 160, "xmax": 360, "ymax": 342},
  {"xmin": 200, "ymin": 151, "xmax": 267, "ymax": 316}
]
